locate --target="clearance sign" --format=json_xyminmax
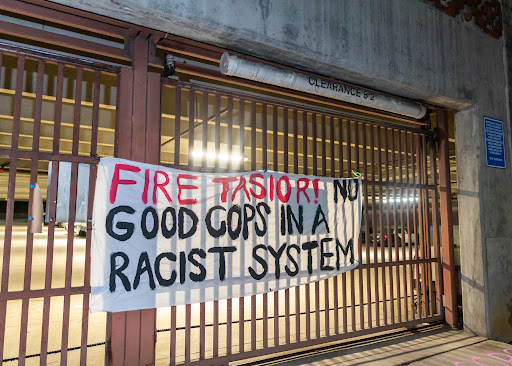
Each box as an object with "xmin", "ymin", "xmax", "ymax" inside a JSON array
[{"xmin": 90, "ymin": 157, "xmax": 362, "ymax": 312}]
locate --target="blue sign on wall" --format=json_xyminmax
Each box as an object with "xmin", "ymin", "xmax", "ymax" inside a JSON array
[{"xmin": 484, "ymin": 117, "xmax": 506, "ymax": 169}]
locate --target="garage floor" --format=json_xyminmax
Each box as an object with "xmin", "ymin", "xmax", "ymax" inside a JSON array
[{"xmin": 237, "ymin": 323, "xmax": 511, "ymax": 366}]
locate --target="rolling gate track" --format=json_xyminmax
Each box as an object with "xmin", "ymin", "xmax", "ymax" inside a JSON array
[{"xmin": 0, "ymin": 3, "xmax": 457, "ymax": 363}]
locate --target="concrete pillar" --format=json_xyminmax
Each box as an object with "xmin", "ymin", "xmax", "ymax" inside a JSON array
[{"xmin": 455, "ymin": 102, "xmax": 512, "ymax": 341}]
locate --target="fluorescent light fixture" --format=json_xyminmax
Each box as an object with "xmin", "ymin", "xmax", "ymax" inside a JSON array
[
  {"xmin": 192, "ymin": 149, "xmax": 204, "ymax": 159},
  {"xmin": 382, "ymin": 196, "xmax": 418, "ymax": 204},
  {"xmin": 192, "ymin": 149, "xmax": 248, "ymax": 163}
]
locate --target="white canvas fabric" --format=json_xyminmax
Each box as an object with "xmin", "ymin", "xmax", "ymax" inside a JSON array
[{"xmin": 90, "ymin": 157, "xmax": 362, "ymax": 312}]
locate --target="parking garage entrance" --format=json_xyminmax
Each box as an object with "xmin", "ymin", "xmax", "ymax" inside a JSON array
[{"xmin": 0, "ymin": 6, "xmax": 457, "ymax": 365}]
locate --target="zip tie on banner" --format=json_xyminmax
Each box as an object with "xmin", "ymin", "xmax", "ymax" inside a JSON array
[
  {"xmin": 357, "ymin": 260, "xmax": 363, "ymax": 263},
  {"xmin": 351, "ymin": 170, "xmax": 365, "ymax": 180},
  {"xmin": 29, "ymin": 184, "xmax": 36, "ymax": 188},
  {"xmin": 263, "ymin": 169, "xmax": 267, "ymax": 173}
]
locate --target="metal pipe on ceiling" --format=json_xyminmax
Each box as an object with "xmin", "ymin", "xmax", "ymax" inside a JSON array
[{"xmin": 220, "ymin": 52, "xmax": 427, "ymax": 120}]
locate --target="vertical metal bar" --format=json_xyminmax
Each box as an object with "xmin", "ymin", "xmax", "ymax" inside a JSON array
[
  {"xmin": 314, "ymin": 282, "xmax": 320, "ymax": 338},
  {"xmin": 227, "ymin": 96, "xmax": 233, "ymax": 171},
  {"xmin": 346, "ymin": 119, "xmax": 356, "ymax": 332},
  {"xmin": 273, "ymin": 105, "xmax": 278, "ymax": 171},
  {"xmin": 214, "ymin": 93, "xmax": 221, "ymax": 169},
  {"xmin": 40, "ymin": 60, "xmax": 60, "ymax": 365},
  {"xmin": 40, "ymin": 163, "xmax": 59, "ymax": 365},
  {"xmin": 188, "ymin": 89, "xmax": 196, "ymax": 169},
  {"xmin": 170, "ymin": 306, "xmax": 176, "ymax": 365},
  {"xmin": 240, "ymin": 99, "xmax": 246, "ymax": 167},
  {"xmin": 414, "ymin": 135, "xmax": 424, "ymax": 318},
  {"xmin": 109, "ymin": 67, "xmax": 131, "ymax": 366},
  {"xmin": 61, "ymin": 66, "xmax": 82, "ymax": 365},
  {"xmin": 369, "ymin": 125, "xmax": 379, "ymax": 328},
  {"xmin": 293, "ymin": 110, "xmax": 299, "ymax": 172},
  {"xmin": 175, "ymin": 86, "xmax": 181, "ymax": 166},
  {"xmin": 199, "ymin": 302, "xmax": 206, "ymax": 359},
  {"xmin": 362, "ymin": 123, "xmax": 372, "ymax": 329},
  {"xmin": 293, "ymin": 109, "xmax": 300, "ymax": 342},
  {"xmin": 213, "ymin": 95, "xmax": 222, "ymax": 360},
  {"xmin": 283, "ymin": 108, "xmax": 291, "ymax": 344},
  {"xmin": 227, "ymin": 298, "xmax": 233, "ymax": 355},
  {"xmin": 354, "ymin": 121, "xmax": 364, "ymax": 331},
  {"xmin": 430, "ymin": 134, "xmax": 443, "ymax": 316},
  {"xmin": 391, "ymin": 129, "xmax": 402, "ymax": 324},
  {"xmin": 383, "ymin": 127, "xmax": 395, "ymax": 325},
  {"xmin": 312, "ymin": 113, "xmax": 318, "ymax": 173},
  {"xmin": 262, "ymin": 103, "xmax": 268, "ymax": 349},
  {"xmin": 185, "ymin": 304, "xmax": 192, "ymax": 363},
  {"xmin": 251, "ymin": 101, "xmax": 257, "ymax": 170},
  {"xmin": 53, "ymin": 63, "xmax": 64, "ymax": 154},
  {"xmin": 303, "ymin": 111, "xmax": 311, "ymax": 340},
  {"xmin": 226, "ymin": 299, "xmax": 233, "ymax": 355},
  {"xmin": 130, "ymin": 33, "xmax": 149, "ymax": 164},
  {"xmin": 90, "ymin": 70, "xmax": 101, "ymax": 156},
  {"xmin": 272, "ymin": 105, "xmax": 279, "ymax": 346},
  {"xmin": 71, "ymin": 67, "xmax": 83, "ymax": 155},
  {"xmin": 437, "ymin": 109, "xmax": 457, "ymax": 326},
  {"xmin": 273, "ymin": 291, "xmax": 279, "ymax": 346},
  {"xmin": 140, "ymin": 71, "xmax": 160, "ymax": 366},
  {"xmin": 19, "ymin": 58, "xmax": 44, "ymax": 364},
  {"xmin": 238, "ymin": 297, "xmax": 245, "ymax": 353},
  {"xmin": 263, "ymin": 293, "xmax": 268, "ymax": 347},
  {"xmin": 80, "ymin": 163, "xmax": 97, "ymax": 366},
  {"xmin": 60, "ymin": 161, "xmax": 79, "ymax": 365},
  {"xmin": 411, "ymin": 133, "xmax": 421, "ymax": 319},
  {"xmin": 331, "ymin": 117, "xmax": 340, "ymax": 334},
  {"xmin": 114, "ymin": 67, "xmax": 132, "ymax": 159},
  {"xmin": 398, "ymin": 131, "xmax": 409, "ymax": 323},
  {"xmin": 110, "ymin": 312, "xmax": 126, "ymax": 366},
  {"xmin": 262, "ymin": 103, "xmax": 268, "ymax": 170},
  {"xmin": 79, "ymin": 70, "xmax": 101, "ymax": 366},
  {"xmin": 213, "ymin": 299, "xmax": 219, "ymax": 358},
  {"xmin": 283, "ymin": 108, "xmax": 289, "ymax": 171},
  {"xmin": 239, "ymin": 294, "xmax": 245, "ymax": 352},
  {"xmin": 321, "ymin": 115, "xmax": 327, "ymax": 175},
  {"xmin": 321, "ymin": 115, "xmax": 330, "ymax": 337},
  {"xmin": 201, "ymin": 92, "xmax": 208, "ymax": 171},
  {"xmin": 377, "ymin": 126, "xmax": 388, "ymax": 325},
  {"xmin": 339, "ymin": 119, "xmax": 348, "ymax": 333},
  {"xmin": 251, "ymin": 295, "xmax": 257, "ymax": 350},
  {"xmin": 405, "ymin": 132, "xmax": 415, "ymax": 321},
  {"xmin": 285, "ymin": 288, "xmax": 290, "ymax": 344},
  {"xmin": 422, "ymin": 135, "xmax": 434, "ymax": 317},
  {"xmin": 251, "ymin": 101, "xmax": 258, "ymax": 351},
  {"xmin": 418, "ymin": 136, "xmax": 428, "ymax": 318},
  {"xmin": 312, "ymin": 114, "xmax": 320, "ymax": 338}
]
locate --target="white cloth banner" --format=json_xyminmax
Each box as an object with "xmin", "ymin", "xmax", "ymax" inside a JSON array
[{"xmin": 91, "ymin": 157, "xmax": 362, "ymax": 312}]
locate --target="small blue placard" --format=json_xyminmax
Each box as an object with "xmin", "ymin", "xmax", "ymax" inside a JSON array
[{"xmin": 484, "ymin": 116, "xmax": 506, "ymax": 169}]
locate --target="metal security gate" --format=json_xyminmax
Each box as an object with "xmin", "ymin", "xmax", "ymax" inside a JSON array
[
  {"xmin": 0, "ymin": 2, "xmax": 458, "ymax": 364},
  {"xmin": 155, "ymin": 78, "xmax": 453, "ymax": 365},
  {"xmin": 0, "ymin": 43, "xmax": 120, "ymax": 364}
]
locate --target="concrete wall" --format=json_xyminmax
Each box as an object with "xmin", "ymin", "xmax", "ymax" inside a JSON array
[{"xmin": 49, "ymin": 0, "xmax": 512, "ymax": 341}]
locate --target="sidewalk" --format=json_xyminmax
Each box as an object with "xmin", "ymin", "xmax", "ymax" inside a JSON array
[{"xmin": 239, "ymin": 323, "xmax": 512, "ymax": 365}]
